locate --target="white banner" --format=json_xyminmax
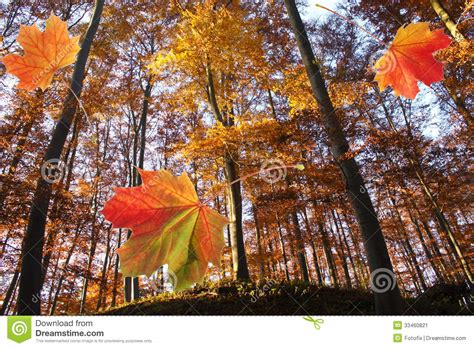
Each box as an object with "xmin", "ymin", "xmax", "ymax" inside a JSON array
[{"xmin": 1, "ymin": 316, "xmax": 472, "ymax": 347}]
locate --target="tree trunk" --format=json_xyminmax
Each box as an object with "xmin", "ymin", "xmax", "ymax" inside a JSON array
[
  {"xmin": 275, "ymin": 216, "xmax": 290, "ymax": 280},
  {"xmin": 285, "ymin": 177, "xmax": 309, "ymax": 281},
  {"xmin": 310, "ymin": 239, "xmax": 323, "ymax": 285},
  {"xmin": 111, "ymin": 229, "xmax": 122, "ymax": 308},
  {"xmin": 206, "ymin": 64, "xmax": 249, "ymax": 280},
  {"xmin": 96, "ymin": 225, "xmax": 112, "ymax": 310},
  {"xmin": 332, "ymin": 214, "xmax": 352, "ymax": 288},
  {"xmin": 0, "ymin": 91, "xmax": 43, "ymax": 211},
  {"xmin": 49, "ymin": 225, "xmax": 80, "ymax": 315},
  {"xmin": 79, "ymin": 227, "xmax": 99, "ymax": 314},
  {"xmin": 16, "ymin": 0, "xmax": 104, "ymax": 315},
  {"xmin": 379, "ymin": 95, "xmax": 473, "ymax": 285},
  {"xmin": 252, "ymin": 204, "xmax": 266, "ymax": 280},
  {"xmin": 318, "ymin": 222, "xmax": 339, "ymax": 287},
  {"xmin": 430, "ymin": 0, "xmax": 466, "ymax": 42},
  {"xmin": 0, "ymin": 264, "xmax": 20, "ymax": 315},
  {"xmin": 335, "ymin": 210, "xmax": 360, "ymax": 287},
  {"xmin": 283, "ymin": 0, "xmax": 402, "ymax": 313},
  {"xmin": 409, "ymin": 212, "xmax": 444, "ymax": 282}
]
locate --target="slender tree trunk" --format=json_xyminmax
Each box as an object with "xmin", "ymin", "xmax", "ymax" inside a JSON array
[
  {"xmin": 285, "ymin": 177, "xmax": 309, "ymax": 281},
  {"xmin": 378, "ymin": 94, "xmax": 472, "ymax": 284},
  {"xmin": 400, "ymin": 243, "xmax": 422, "ymax": 295},
  {"xmin": 128, "ymin": 78, "xmax": 152, "ymax": 301},
  {"xmin": 389, "ymin": 197, "xmax": 428, "ymax": 291},
  {"xmin": 318, "ymin": 222, "xmax": 339, "ymax": 287},
  {"xmin": 332, "ymin": 213, "xmax": 352, "ymax": 288},
  {"xmin": 335, "ymin": 210, "xmax": 360, "ymax": 287},
  {"xmin": 283, "ymin": 0, "xmax": 402, "ymax": 313},
  {"xmin": 40, "ymin": 116, "xmax": 81, "ymax": 289},
  {"xmin": 79, "ymin": 228, "xmax": 98, "ymax": 314},
  {"xmin": 206, "ymin": 64, "xmax": 249, "ymax": 280},
  {"xmin": 111, "ymin": 229, "xmax": 122, "ymax": 308},
  {"xmin": 420, "ymin": 217, "xmax": 453, "ymax": 278},
  {"xmin": 301, "ymin": 208, "xmax": 324, "ymax": 284},
  {"xmin": 96, "ymin": 226, "xmax": 112, "ymax": 310},
  {"xmin": 290, "ymin": 209, "xmax": 310, "ymax": 281},
  {"xmin": 430, "ymin": 0, "xmax": 466, "ymax": 42},
  {"xmin": 50, "ymin": 222, "xmax": 81, "ymax": 315},
  {"xmin": 342, "ymin": 212, "xmax": 369, "ymax": 286},
  {"xmin": 310, "ymin": 239, "xmax": 323, "ymax": 285},
  {"xmin": 264, "ymin": 224, "xmax": 278, "ymax": 276},
  {"xmin": 0, "ymin": 91, "xmax": 43, "ymax": 211},
  {"xmin": 252, "ymin": 204, "xmax": 266, "ymax": 280},
  {"xmin": 0, "ymin": 264, "xmax": 20, "ymax": 315},
  {"xmin": 408, "ymin": 211, "xmax": 444, "ymax": 282},
  {"xmin": 16, "ymin": 0, "xmax": 104, "ymax": 314},
  {"xmin": 45, "ymin": 250, "xmax": 61, "ymax": 313},
  {"xmin": 276, "ymin": 217, "xmax": 290, "ymax": 281}
]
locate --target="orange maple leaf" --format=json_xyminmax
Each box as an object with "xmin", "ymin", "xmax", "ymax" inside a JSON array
[
  {"xmin": 102, "ymin": 169, "xmax": 229, "ymax": 291},
  {"xmin": 374, "ymin": 22, "xmax": 452, "ymax": 99},
  {"xmin": 1, "ymin": 13, "xmax": 80, "ymax": 91}
]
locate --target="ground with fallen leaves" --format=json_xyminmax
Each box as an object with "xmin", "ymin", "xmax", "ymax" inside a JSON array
[{"xmin": 100, "ymin": 281, "xmax": 472, "ymax": 315}]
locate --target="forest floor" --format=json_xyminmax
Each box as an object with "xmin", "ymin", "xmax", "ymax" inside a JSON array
[{"xmin": 100, "ymin": 281, "xmax": 473, "ymax": 315}]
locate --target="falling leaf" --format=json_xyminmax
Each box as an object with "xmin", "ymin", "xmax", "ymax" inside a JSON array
[
  {"xmin": 373, "ymin": 22, "xmax": 452, "ymax": 99},
  {"xmin": 102, "ymin": 169, "xmax": 229, "ymax": 291},
  {"xmin": 1, "ymin": 13, "xmax": 80, "ymax": 91}
]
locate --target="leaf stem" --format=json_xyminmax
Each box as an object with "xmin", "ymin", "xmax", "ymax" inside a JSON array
[
  {"xmin": 315, "ymin": 3, "xmax": 388, "ymax": 47},
  {"xmin": 201, "ymin": 163, "xmax": 304, "ymax": 205},
  {"xmin": 228, "ymin": 164, "xmax": 304, "ymax": 187}
]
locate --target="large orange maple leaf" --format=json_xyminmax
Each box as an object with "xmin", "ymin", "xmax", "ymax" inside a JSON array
[
  {"xmin": 374, "ymin": 22, "xmax": 452, "ymax": 99},
  {"xmin": 102, "ymin": 169, "xmax": 229, "ymax": 291},
  {"xmin": 1, "ymin": 13, "xmax": 80, "ymax": 91}
]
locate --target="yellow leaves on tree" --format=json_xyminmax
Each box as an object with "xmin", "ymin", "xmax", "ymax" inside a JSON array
[
  {"xmin": 328, "ymin": 82, "xmax": 372, "ymax": 108},
  {"xmin": 149, "ymin": 1, "xmax": 267, "ymax": 96},
  {"xmin": 2, "ymin": 13, "xmax": 80, "ymax": 91}
]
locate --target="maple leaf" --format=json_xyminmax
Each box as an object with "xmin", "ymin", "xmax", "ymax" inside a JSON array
[
  {"xmin": 101, "ymin": 169, "xmax": 229, "ymax": 291},
  {"xmin": 1, "ymin": 13, "xmax": 80, "ymax": 91},
  {"xmin": 373, "ymin": 22, "xmax": 452, "ymax": 99}
]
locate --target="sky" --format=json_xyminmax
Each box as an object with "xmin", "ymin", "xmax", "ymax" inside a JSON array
[{"xmin": 304, "ymin": 0, "xmax": 341, "ymax": 20}]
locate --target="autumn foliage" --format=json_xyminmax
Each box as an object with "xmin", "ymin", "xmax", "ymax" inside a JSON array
[{"xmin": 0, "ymin": 0, "xmax": 472, "ymax": 315}]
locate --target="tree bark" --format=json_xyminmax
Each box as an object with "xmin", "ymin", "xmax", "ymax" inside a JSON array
[
  {"xmin": 378, "ymin": 94, "xmax": 473, "ymax": 285},
  {"xmin": 49, "ymin": 223, "xmax": 81, "ymax": 315},
  {"xmin": 16, "ymin": 0, "xmax": 104, "ymax": 315},
  {"xmin": 206, "ymin": 64, "xmax": 249, "ymax": 280},
  {"xmin": 0, "ymin": 264, "xmax": 20, "ymax": 315},
  {"xmin": 96, "ymin": 225, "xmax": 112, "ymax": 310},
  {"xmin": 111, "ymin": 229, "xmax": 122, "ymax": 308},
  {"xmin": 318, "ymin": 222, "xmax": 339, "ymax": 287},
  {"xmin": 283, "ymin": 0, "xmax": 402, "ymax": 313},
  {"xmin": 252, "ymin": 204, "xmax": 266, "ymax": 280},
  {"xmin": 430, "ymin": 0, "xmax": 466, "ymax": 42}
]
